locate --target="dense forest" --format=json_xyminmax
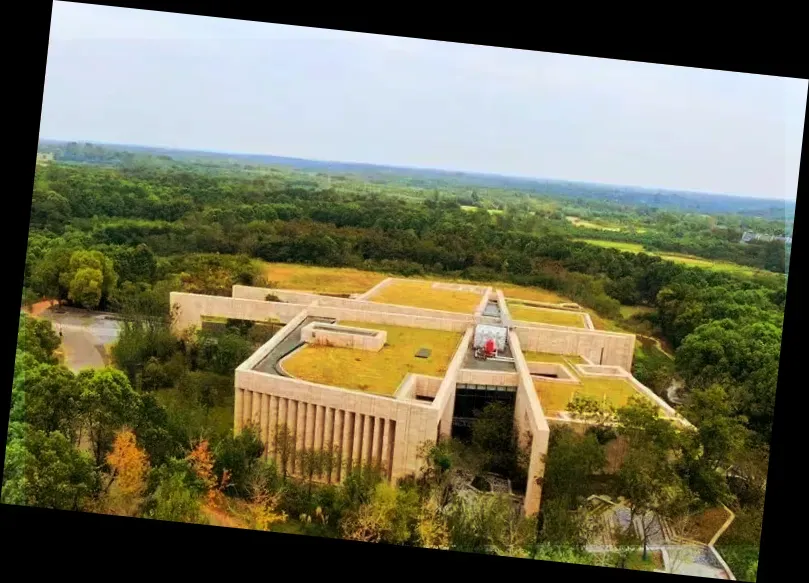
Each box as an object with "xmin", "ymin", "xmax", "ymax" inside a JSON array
[{"xmin": 8, "ymin": 142, "xmax": 781, "ymax": 578}]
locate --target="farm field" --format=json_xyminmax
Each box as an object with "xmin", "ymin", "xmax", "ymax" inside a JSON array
[
  {"xmin": 508, "ymin": 302, "xmax": 587, "ymax": 327},
  {"xmin": 260, "ymin": 262, "xmax": 387, "ymax": 294},
  {"xmin": 280, "ymin": 321, "xmax": 463, "ymax": 395},
  {"xmin": 368, "ymin": 279, "xmax": 483, "ymax": 313}
]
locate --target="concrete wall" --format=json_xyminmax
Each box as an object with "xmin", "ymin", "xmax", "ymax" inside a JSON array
[
  {"xmin": 527, "ymin": 362, "xmax": 578, "ymax": 382},
  {"xmin": 233, "ymin": 285, "xmax": 474, "ymax": 321},
  {"xmin": 174, "ymin": 291, "xmax": 471, "ymax": 334},
  {"xmin": 432, "ymin": 327, "xmax": 474, "ymax": 440},
  {"xmin": 515, "ymin": 325, "xmax": 635, "ymax": 371},
  {"xmin": 301, "ymin": 322, "xmax": 386, "ymax": 352},
  {"xmin": 393, "ymin": 374, "xmax": 444, "ymax": 401},
  {"xmin": 456, "ymin": 369, "xmax": 520, "ymax": 386},
  {"xmin": 355, "ymin": 277, "xmax": 395, "ymax": 301},
  {"xmin": 509, "ymin": 331, "xmax": 550, "ymax": 516},
  {"xmin": 235, "ymin": 369, "xmax": 440, "ymax": 482},
  {"xmin": 171, "ymin": 292, "xmax": 306, "ymax": 333},
  {"xmin": 473, "ymin": 287, "xmax": 494, "ymax": 317}
]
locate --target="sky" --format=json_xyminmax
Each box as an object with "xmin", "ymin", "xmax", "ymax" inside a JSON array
[{"xmin": 40, "ymin": 2, "xmax": 807, "ymax": 200}]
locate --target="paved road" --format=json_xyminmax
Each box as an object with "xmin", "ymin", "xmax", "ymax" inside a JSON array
[{"xmin": 38, "ymin": 308, "xmax": 122, "ymax": 372}]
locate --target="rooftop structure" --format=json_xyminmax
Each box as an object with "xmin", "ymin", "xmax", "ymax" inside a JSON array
[{"xmin": 170, "ymin": 276, "xmax": 689, "ymax": 516}]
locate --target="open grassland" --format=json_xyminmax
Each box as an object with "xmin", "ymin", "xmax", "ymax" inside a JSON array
[
  {"xmin": 260, "ymin": 262, "xmax": 387, "ymax": 294},
  {"xmin": 533, "ymin": 376, "xmax": 644, "ymax": 415},
  {"xmin": 576, "ymin": 239, "xmax": 646, "ymax": 253},
  {"xmin": 523, "ymin": 351, "xmax": 587, "ymax": 365},
  {"xmin": 369, "ymin": 280, "xmax": 482, "ymax": 313},
  {"xmin": 281, "ymin": 321, "xmax": 463, "ymax": 395},
  {"xmin": 566, "ymin": 216, "xmax": 622, "ymax": 232},
  {"xmin": 575, "ymin": 239, "xmax": 766, "ymax": 277},
  {"xmin": 619, "ymin": 305, "xmax": 656, "ymax": 319},
  {"xmin": 508, "ymin": 302, "xmax": 587, "ymax": 327},
  {"xmin": 461, "ymin": 205, "xmax": 504, "ymax": 214}
]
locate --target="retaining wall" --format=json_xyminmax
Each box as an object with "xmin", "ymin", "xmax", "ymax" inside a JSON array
[
  {"xmin": 171, "ymin": 292, "xmax": 306, "ymax": 334},
  {"xmin": 515, "ymin": 325, "xmax": 635, "ymax": 371},
  {"xmin": 233, "ymin": 285, "xmax": 474, "ymax": 321},
  {"xmin": 509, "ymin": 330, "xmax": 550, "ymax": 516},
  {"xmin": 301, "ymin": 322, "xmax": 386, "ymax": 352},
  {"xmin": 456, "ymin": 369, "xmax": 520, "ymax": 386}
]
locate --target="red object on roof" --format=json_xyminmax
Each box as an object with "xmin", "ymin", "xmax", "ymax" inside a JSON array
[{"xmin": 485, "ymin": 338, "xmax": 496, "ymax": 354}]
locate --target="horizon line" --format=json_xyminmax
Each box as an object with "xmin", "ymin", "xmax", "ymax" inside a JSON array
[{"xmin": 38, "ymin": 136, "xmax": 795, "ymax": 204}]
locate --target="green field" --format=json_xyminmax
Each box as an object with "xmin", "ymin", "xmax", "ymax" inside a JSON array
[
  {"xmin": 508, "ymin": 302, "xmax": 587, "ymax": 328},
  {"xmin": 461, "ymin": 205, "xmax": 504, "ymax": 215},
  {"xmin": 619, "ymin": 305, "xmax": 656, "ymax": 319},
  {"xmin": 576, "ymin": 239, "xmax": 765, "ymax": 277},
  {"xmin": 566, "ymin": 216, "xmax": 622, "ymax": 232},
  {"xmin": 369, "ymin": 279, "xmax": 482, "ymax": 313}
]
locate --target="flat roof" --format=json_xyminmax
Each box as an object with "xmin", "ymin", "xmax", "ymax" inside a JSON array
[
  {"xmin": 508, "ymin": 302, "xmax": 588, "ymax": 328},
  {"xmin": 280, "ymin": 321, "xmax": 463, "ymax": 395},
  {"xmin": 367, "ymin": 280, "xmax": 483, "ymax": 314},
  {"xmin": 533, "ymin": 376, "xmax": 644, "ymax": 416},
  {"xmin": 523, "ymin": 351, "xmax": 587, "ymax": 365}
]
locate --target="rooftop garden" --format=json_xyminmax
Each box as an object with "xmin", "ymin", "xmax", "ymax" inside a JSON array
[
  {"xmin": 533, "ymin": 376, "xmax": 644, "ymax": 415},
  {"xmin": 523, "ymin": 351, "xmax": 587, "ymax": 365},
  {"xmin": 508, "ymin": 302, "xmax": 587, "ymax": 328},
  {"xmin": 280, "ymin": 321, "xmax": 463, "ymax": 395},
  {"xmin": 260, "ymin": 262, "xmax": 387, "ymax": 294},
  {"xmin": 368, "ymin": 280, "xmax": 482, "ymax": 313}
]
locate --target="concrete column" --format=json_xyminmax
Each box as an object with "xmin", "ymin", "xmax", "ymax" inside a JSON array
[
  {"xmin": 234, "ymin": 388, "xmax": 244, "ymax": 435},
  {"xmin": 268, "ymin": 396, "xmax": 279, "ymax": 458},
  {"xmin": 305, "ymin": 403, "xmax": 316, "ymax": 453},
  {"xmin": 332, "ymin": 409, "xmax": 344, "ymax": 483},
  {"xmin": 295, "ymin": 401, "xmax": 307, "ymax": 474},
  {"xmin": 259, "ymin": 394, "xmax": 269, "ymax": 456},
  {"xmin": 323, "ymin": 407, "xmax": 334, "ymax": 482},
  {"xmin": 276, "ymin": 398, "xmax": 287, "ymax": 464},
  {"xmin": 439, "ymin": 388, "xmax": 455, "ymax": 440},
  {"xmin": 313, "ymin": 406, "xmax": 324, "ymax": 478},
  {"xmin": 380, "ymin": 418, "xmax": 392, "ymax": 478},
  {"xmin": 371, "ymin": 416, "xmax": 383, "ymax": 469},
  {"xmin": 353, "ymin": 414, "xmax": 364, "ymax": 471},
  {"xmin": 385, "ymin": 419, "xmax": 396, "ymax": 479},
  {"xmin": 287, "ymin": 400, "xmax": 298, "ymax": 474},
  {"xmin": 242, "ymin": 390, "xmax": 253, "ymax": 430},
  {"xmin": 251, "ymin": 393, "xmax": 261, "ymax": 428},
  {"xmin": 362, "ymin": 414, "xmax": 374, "ymax": 467},
  {"xmin": 523, "ymin": 427, "xmax": 550, "ymax": 516},
  {"xmin": 344, "ymin": 412, "xmax": 356, "ymax": 475}
]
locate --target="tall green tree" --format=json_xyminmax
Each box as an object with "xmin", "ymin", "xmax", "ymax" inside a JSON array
[
  {"xmin": 2, "ymin": 425, "xmax": 96, "ymax": 510},
  {"xmin": 76, "ymin": 368, "xmax": 142, "ymax": 466}
]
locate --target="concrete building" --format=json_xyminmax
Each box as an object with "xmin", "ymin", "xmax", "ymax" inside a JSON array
[{"xmin": 170, "ymin": 277, "xmax": 690, "ymax": 516}]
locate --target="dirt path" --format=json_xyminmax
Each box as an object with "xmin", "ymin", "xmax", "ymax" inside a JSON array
[
  {"xmin": 638, "ymin": 334, "xmax": 675, "ymax": 360},
  {"xmin": 202, "ymin": 502, "xmax": 250, "ymax": 529}
]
